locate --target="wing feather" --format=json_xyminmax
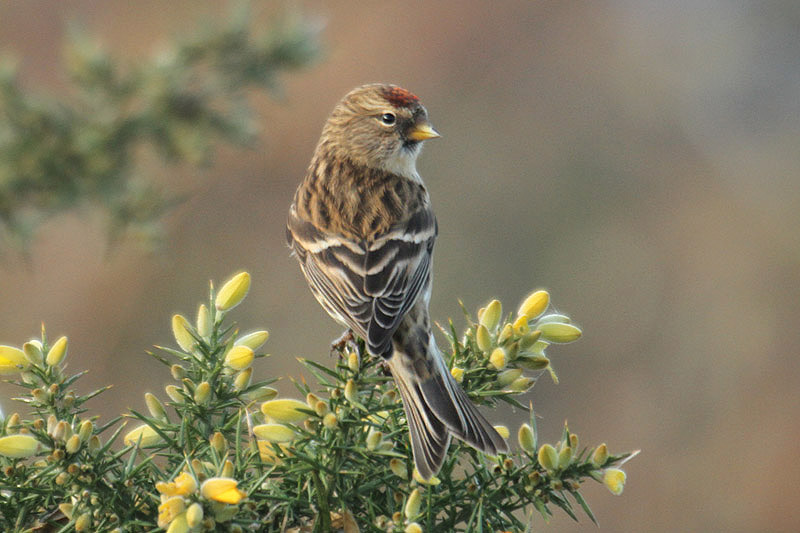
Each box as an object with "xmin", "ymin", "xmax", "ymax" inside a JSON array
[{"xmin": 287, "ymin": 203, "xmax": 437, "ymax": 357}]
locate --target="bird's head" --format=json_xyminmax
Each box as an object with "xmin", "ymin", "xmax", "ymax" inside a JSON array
[{"xmin": 319, "ymin": 84, "xmax": 440, "ymax": 180}]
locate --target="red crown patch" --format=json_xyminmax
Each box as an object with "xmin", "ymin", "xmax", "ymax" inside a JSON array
[{"xmin": 382, "ymin": 86, "xmax": 420, "ymax": 108}]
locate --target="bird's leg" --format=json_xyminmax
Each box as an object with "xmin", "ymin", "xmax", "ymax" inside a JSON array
[{"xmin": 330, "ymin": 329, "xmax": 355, "ymax": 357}]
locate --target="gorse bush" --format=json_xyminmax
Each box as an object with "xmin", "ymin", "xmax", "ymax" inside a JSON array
[
  {"xmin": 0, "ymin": 272, "xmax": 637, "ymax": 532},
  {"xmin": 0, "ymin": 5, "xmax": 320, "ymax": 251}
]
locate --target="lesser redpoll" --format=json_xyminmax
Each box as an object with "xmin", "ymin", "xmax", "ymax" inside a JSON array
[{"xmin": 287, "ymin": 84, "xmax": 507, "ymax": 478}]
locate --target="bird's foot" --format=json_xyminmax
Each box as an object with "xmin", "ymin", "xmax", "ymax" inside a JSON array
[{"xmin": 330, "ymin": 329, "xmax": 355, "ymax": 357}]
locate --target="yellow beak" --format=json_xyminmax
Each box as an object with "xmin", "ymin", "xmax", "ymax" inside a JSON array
[{"xmin": 407, "ymin": 122, "xmax": 441, "ymax": 141}]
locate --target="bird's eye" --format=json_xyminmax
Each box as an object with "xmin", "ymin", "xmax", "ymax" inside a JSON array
[{"xmin": 380, "ymin": 112, "xmax": 396, "ymax": 125}]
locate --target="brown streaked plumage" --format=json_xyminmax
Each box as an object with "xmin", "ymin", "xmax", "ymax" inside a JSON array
[{"xmin": 287, "ymin": 83, "xmax": 507, "ymax": 478}]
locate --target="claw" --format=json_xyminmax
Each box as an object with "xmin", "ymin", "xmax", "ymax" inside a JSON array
[{"xmin": 330, "ymin": 329, "xmax": 355, "ymax": 356}]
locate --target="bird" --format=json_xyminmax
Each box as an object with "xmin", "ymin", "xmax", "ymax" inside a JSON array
[{"xmin": 286, "ymin": 83, "xmax": 507, "ymax": 478}]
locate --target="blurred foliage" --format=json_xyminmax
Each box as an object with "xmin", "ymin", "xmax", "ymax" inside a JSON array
[
  {"xmin": 0, "ymin": 273, "xmax": 636, "ymax": 532},
  {"xmin": 0, "ymin": 4, "xmax": 321, "ymax": 251}
]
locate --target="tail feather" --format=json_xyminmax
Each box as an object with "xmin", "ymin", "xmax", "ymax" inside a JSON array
[
  {"xmin": 387, "ymin": 345, "xmax": 508, "ymax": 479},
  {"xmin": 394, "ymin": 373, "xmax": 451, "ymax": 479}
]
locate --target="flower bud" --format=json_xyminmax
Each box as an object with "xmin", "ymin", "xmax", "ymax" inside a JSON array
[
  {"xmin": 405, "ymin": 488, "xmax": 422, "ymax": 520},
  {"xmin": 171, "ymin": 314, "xmax": 195, "ymax": 352},
  {"xmin": 518, "ymin": 290, "xmax": 549, "ymax": 320},
  {"xmin": 322, "ymin": 412, "xmax": 337, "ymax": 429},
  {"xmin": 87, "ymin": 435, "xmax": 101, "ymax": 455},
  {"xmin": 66, "ymin": 434, "xmax": 82, "ymax": 454},
  {"xmin": 123, "ymin": 424, "xmax": 161, "ymax": 447},
  {"xmin": 558, "ymin": 446, "xmax": 573, "ymax": 469},
  {"xmin": 244, "ymin": 386, "xmax": 278, "ymax": 402},
  {"xmin": 603, "ymin": 468, "xmax": 626, "ymax": 495},
  {"xmin": 233, "ymin": 368, "xmax": 252, "ymax": 391},
  {"xmin": 488, "ymin": 347, "xmax": 506, "ymax": 370},
  {"xmin": 200, "ymin": 477, "xmax": 246, "ymax": 504},
  {"xmin": 512, "ymin": 315, "xmax": 530, "ymax": 336},
  {"xmin": 78, "ymin": 420, "xmax": 93, "ymax": 442},
  {"xmin": 538, "ymin": 313, "xmax": 571, "ymax": 324},
  {"xmin": 165, "ymin": 385, "xmax": 183, "ymax": 402},
  {"xmin": 32, "ymin": 388, "xmax": 50, "ymax": 403},
  {"xmin": 497, "ymin": 323, "xmax": 513, "ymax": 344},
  {"xmin": 475, "ymin": 324, "xmax": 492, "ymax": 352},
  {"xmin": 390, "ymin": 458, "xmax": 407, "ymax": 479},
  {"xmin": 6, "ymin": 412, "xmax": 21, "ymax": 431},
  {"xmin": 493, "ymin": 425, "xmax": 510, "ymax": 439},
  {"xmin": 194, "ymin": 382, "xmax": 211, "ymax": 405},
  {"xmin": 215, "ymin": 271, "xmax": 251, "ymax": 311},
  {"xmin": 518, "ymin": 330, "xmax": 542, "ymax": 350},
  {"xmin": 236, "ymin": 330, "xmax": 269, "ymax": 351},
  {"xmin": 46, "ymin": 414, "xmax": 58, "ymax": 434},
  {"xmin": 381, "ymin": 389, "xmax": 397, "ymax": 405},
  {"xmin": 538, "ymin": 322, "xmax": 582, "ymax": 343},
  {"xmin": 194, "ymin": 304, "xmax": 210, "ymax": 340},
  {"xmin": 591, "ymin": 443, "xmax": 609, "ymax": 467},
  {"xmin": 508, "ymin": 376, "xmax": 535, "ymax": 392},
  {"xmin": 261, "ymin": 399, "xmax": 310, "ymax": 424},
  {"xmin": 166, "ymin": 513, "xmax": 189, "ymax": 533},
  {"xmin": 74, "ymin": 512, "xmax": 92, "ymax": 532},
  {"xmin": 224, "ymin": 345, "xmax": 254, "ymax": 371},
  {"xmin": 479, "ymin": 299, "xmax": 502, "ymax": 332},
  {"xmin": 186, "ymin": 502, "xmax": 203, "ymax": 527},
  {"xmin": 44, "ymin": 336, "xmax": 68, "ymax": 367},
  {"xmin": 0, "ymin": 345, "xmax": 28, "ymax": 375},
  {"xmin": 304, "ymin": 392, "xmax": 319, "ymax": 407},
  {"xmin": 314, "ymin": 400, "xmax": 329, "ymax": 417},
  {"xmin": 0, "ymin": 434, "xmax": 40, "ymax": 458},
  {"xmin": 170, "ymin": 364, "xmax": 186, "ymax": 380},
  {"xmin": 516, "ymin": 354, "xmax": 550, "ymax": 371},
  {"xmin": 210, "ymin": 432, "xmax": 227, "ymax": 454},
  {"xmin": 221, "ymin": 459, "xmax": 234, "ymax": 478},
  {"xmin": 366, "ymin": 430, "xmax": 382, "ymax": 450},
  {"xmin": 537, "ymin": 443, "xmax": 558, "ymax": 471},
  {"xmin": 496, "ymin": 368, "xmax": 523, "ymax": 387},
  {"xmin": 405, "ymin": 523, "xmax": 423, "ymax": 533},
  {"xmin": 59, "ymin": 503, "xmax": 74, "ymax": 519},
  {"xmin": 529, "ymin": 339, "xmax": 549, "ymax": 355},
  {"xmin": 450, "ymin": 366, "xmax": 464, "ymax": 383},
  {"xmin": 569, "ymin": 433, "xmax": 579, "ymax": 451},
  {"xmin": 172, "ymin": 315, "xmax": 195, "ymax": 356},
  {"xmin": 344, "ymin": 379, "xmax": 358, "ymax": 404},
  {"xmin": 518, "ymin": 423, "xmax": 536, "ymax": 453},
  {"xmin": 53, "ymin": 420, "xmax": 70, "ymax": 442},
  {"xmin": 145, "ymin": 393, "xmax": 167, "ymax": 420},
  {"xmin": 347, "ymin": 351, "xmax": 360, "ymax": 372},
  {"xmin": 22, "ymin": 341, "xmax": 44, "ymax": 365},
  {"xmin": 253, "ymin": 423, "xmax": 296, "ymax": 443}
]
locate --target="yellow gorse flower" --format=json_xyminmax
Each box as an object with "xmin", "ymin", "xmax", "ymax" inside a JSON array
[
  {"xmin": 45, "ymin": 336, "xmax": 68, "ymax": 367},
  {"xmin": 538, "ymin": 322, "xmax": 582, "ymax": 343},
  {"xmin": 260, "ymin": 399, "xmax": 311, "ymax": 424},
  {"xmin": 603, "ymin": 468, "xmax": 626, "ymax": 495},
  {"xmin": 224, "ymin": 345, "xmax": 254, "ymax": 371},
  {"xmin": 0, "ymin": 345, "xmax": 28, "ymax": 375},
  {"xmin": 123, "ymin": 424, "xmax": 161, "ymax": 447},
  {"xmin": 0, "ymin": 434, "xmax": 40, "ymax": 458},
  {"xmin": 171, "ymin": 314, "xmax": 195, "ymax": 352},
  {"xmin": 253, "ymin": 423, "xmax": 296, "ymax": 443},
  {"xmin": 166, "ymin": 512, "xmax": 190, "ymax": 533},
  {"xmin": 157, "ymin": 496, "xmax": 186, "ymax": 528},
  {"xmin": 235, "ymin": 330, "xmax": 269, "ymax": 350},
  {"xmin": 215, "ymin": 271, "xmax": 251, "ymax": 311},
  {"xmin": 200, "ymin": 477, "xmax": 246, "ymax": 504},
  {"xmin": 518, "ymin": 290, "xmax": 549, "ymax": 320}
]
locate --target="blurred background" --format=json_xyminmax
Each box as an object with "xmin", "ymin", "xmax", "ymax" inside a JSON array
[{"xmin": 1, "ymin": 1, "xmax": 799, "ymax": 531}]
